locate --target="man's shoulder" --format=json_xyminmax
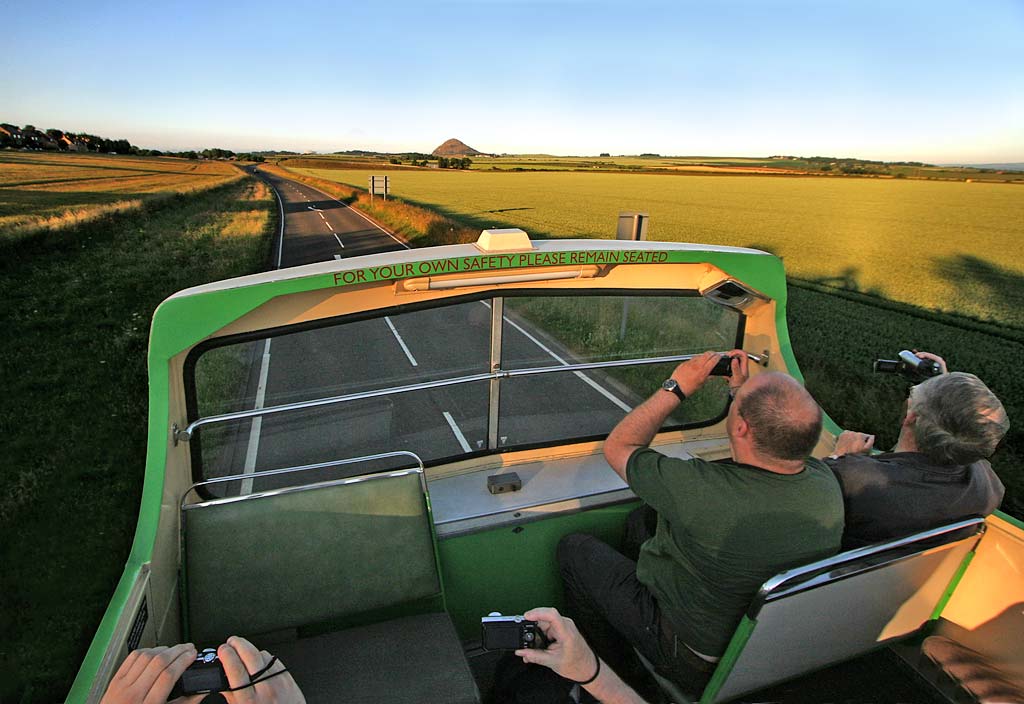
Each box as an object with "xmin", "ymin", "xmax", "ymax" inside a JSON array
[
  {"xmin": 826, "ymin": 450, "xmax": 919, "ymax": 477},
  {"xmin": 629, "ymin": 446, "xmax": 709, "ymax": 467},
  {"xmin": 626, "ymin": 447, "xmax": 739, "ymax": 485}
]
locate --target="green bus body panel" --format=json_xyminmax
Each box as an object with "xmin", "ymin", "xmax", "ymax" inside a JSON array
[
  {"xmin": 994, "ymin": 508, "xmax": 1024, "ymax": 530},
  {"xmin": 438, "ymin": 502, "xmax": 640, "ymax": 639},
  {"xmin": 699, "ymin": 615, "xmax": 758, "ymax": 704},
  {"xmin": 68, "ymin": 245, "xmax": 803, "ymax": 701}
]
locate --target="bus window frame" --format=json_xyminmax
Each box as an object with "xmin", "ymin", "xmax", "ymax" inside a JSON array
[{"xmin": 183, "ymin": 287, "xmax": 746, "ymax": 486}]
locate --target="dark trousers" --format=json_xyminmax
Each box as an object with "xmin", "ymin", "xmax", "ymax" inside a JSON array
[{"xmin": 557, "ymin": 517, "xmax": 714, "ymax": 699}]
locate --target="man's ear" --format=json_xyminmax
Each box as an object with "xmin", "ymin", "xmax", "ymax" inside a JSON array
[
  {"xmin": 733, "ymin": 414, "xmax": 750, "ymax": 439},
  {"xmin": 902, "ymin": 410, "xmax": 917, "ymax": 428}
]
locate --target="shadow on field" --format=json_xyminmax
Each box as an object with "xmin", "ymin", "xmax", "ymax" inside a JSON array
[
  {"xmin": 477, "ymin": 206, "xmax": 534, "ymax": 214},
  {"xmin": 802, "ymin": 266, "xmax": 885, "ymax": 297},
  {"xmin": 932, "ymin": 254, "xmax": 1024, "ymax": 328},
  {"xmin": 388, "ymin": 194, "xmax": 558, "ymax": 239},
  {"xmin": 744, "ymin": 241, "xmax": 780, "ymax": 255}
]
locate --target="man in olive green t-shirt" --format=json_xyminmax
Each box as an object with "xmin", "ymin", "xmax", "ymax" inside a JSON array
[{"xmin": 557, "ymin": 351, "xmax": 844, "ymax": 697}]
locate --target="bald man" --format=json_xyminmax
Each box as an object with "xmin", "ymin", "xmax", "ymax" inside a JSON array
[{"xmin": 557, "ymin": 352, "xmax": 844, "ymax": 697}]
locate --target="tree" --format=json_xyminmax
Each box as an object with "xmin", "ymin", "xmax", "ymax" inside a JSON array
[{"xmin": 438, "ymin": 157, "xmax": 449, "ymax": 169}]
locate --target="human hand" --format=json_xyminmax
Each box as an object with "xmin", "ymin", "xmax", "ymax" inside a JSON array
[
  {"xmin": 100, "ymin": 643, "xmax": 202, "ymax": 704},
  {"xmin": 725, "ymin": 349, "xmax": 749, "ymax": 394},
  {"xmin": 912, "ymin": 350, "xmax": 948, "ymax": 374},
  {"xmin": 515, "ymin": 607, "xmax": 599, "ymax": 683},
  {"xmin": 671, "ymin": 351, "xmax": 719, "ymax": 397},
  {"xmin": 832, "ymin": 431, "xmax": 875, "ymax": 457},
  {"xmin": 218, "ymin": 636, "xmax": 306, "ymax": 704}
]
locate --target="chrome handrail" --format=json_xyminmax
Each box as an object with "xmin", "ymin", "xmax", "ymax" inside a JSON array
[
  {"xmin": 753, "ymin": 517, "xmax": 986, "ymax": 605},
  {"xmin": 181, "ymin": 450, "xmax": 425, "ymax": 508},
  {"xmin": 175, "ymin": 351, "xmax": 766, "ymax": 442}
]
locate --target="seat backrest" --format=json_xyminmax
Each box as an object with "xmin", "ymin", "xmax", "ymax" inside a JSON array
[
  {"xmin": 702, "ymin": 518, "xmax": 986, "ymax": 703},
  {"xmin": 182, "ymin": 468, "xmax": 441, "ymax": 644}
]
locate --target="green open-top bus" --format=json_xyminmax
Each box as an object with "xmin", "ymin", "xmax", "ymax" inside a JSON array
[{"xmin": 68, "ymin": 230, "xmax": 1023, "ymax": 703}]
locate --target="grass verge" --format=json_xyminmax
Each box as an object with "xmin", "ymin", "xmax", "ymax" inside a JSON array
[{"xmin": 0, "ymin": 175, "xmax": 275, "ymax": 703}]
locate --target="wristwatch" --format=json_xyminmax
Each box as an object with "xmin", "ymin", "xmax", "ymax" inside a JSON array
[{"xmin": 661, "ymin": 378, "xmax": 687, "ymax": 401}]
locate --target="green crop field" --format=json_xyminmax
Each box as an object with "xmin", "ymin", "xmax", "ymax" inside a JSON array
[{"xmin": 291, "ymin": 167, "xmax": 1024, "ymax": 330}]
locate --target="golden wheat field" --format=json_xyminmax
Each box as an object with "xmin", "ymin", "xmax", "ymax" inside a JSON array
[
  {"xmin": 0, "ymin": 152, "xmax": 241, "ymax": 237},
  {"xmin": 293, "ymin": 167, "xmax": 1024, "ymax": 329}
]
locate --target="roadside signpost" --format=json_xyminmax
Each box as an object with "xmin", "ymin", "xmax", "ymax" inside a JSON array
[
  {"xmin": 616, "ymin": 212, "xmax": 649, "ymax": 339},
  {"xmin": 369, "ymin": 175, "xmax": 390, "ymax": 202}
]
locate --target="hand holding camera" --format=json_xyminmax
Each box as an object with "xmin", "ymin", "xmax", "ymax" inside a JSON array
[
  {"xmin": 100, "ymin": 637, "xmax": 304, "ymax": 704},
  {"xmin": 507, "ymin": 608, "xmax": 603, "ymax": 686},
  {"xmin": 670, "ymin": 350, "xmax": 749, "ymax": 398},
  {"xmin": 481, "ymin": 613, "xmax": 549, "ymax": 651},
  {"xmin": 873, "ymin": 350, "xmax": 947, "ymax": 380}
]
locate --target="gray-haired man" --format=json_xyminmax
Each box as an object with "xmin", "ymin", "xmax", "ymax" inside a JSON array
[{"xmin": 826, "ymin": 352, "xmax": 1009, "ymax": 548}]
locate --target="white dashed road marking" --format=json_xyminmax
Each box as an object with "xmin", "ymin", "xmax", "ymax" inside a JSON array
[
  {"xmin": 443, "ymin": 411, "xmax": 472, "ymax": 453},
  {"xmin": 384, "ymin": 316, "xmax": 418, "ymax": 366}
]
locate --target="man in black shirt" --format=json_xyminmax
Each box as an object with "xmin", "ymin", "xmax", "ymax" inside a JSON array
[{"xmin": 826, "ymin": 352, "xmax": 1008, "ymax": 548}]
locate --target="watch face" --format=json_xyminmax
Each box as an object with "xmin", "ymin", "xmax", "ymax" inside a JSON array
[{"xmin": 662, "ymin": 378, "xmax": 685, "ymax": 400}]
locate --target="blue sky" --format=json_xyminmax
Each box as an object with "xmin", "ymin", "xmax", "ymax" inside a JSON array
[{"xmin": 2, "ymin": 0, "xmax": 1022, "ymax": 162}]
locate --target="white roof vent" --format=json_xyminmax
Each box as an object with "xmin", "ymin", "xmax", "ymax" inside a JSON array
[{"xmin": 475, "ymin": 228, "xmax": 535, "ymax": 253}]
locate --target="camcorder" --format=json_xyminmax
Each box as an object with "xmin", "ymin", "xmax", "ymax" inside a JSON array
[
  {"xmin": 168, "ymin": 648, "xmax": 229, "ymax": 698},
  {"xmin": 873, "ymin": 350, "xmax": 943, "ymax": 380},
  {"xmin": 481, "ymin": 613, "xmax": 548, "ymax": 651}
]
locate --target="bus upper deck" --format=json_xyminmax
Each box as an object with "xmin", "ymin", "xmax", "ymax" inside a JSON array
[{"xmin": 69, "ymin": 231, "xmax": 1024, "ymax": 703}]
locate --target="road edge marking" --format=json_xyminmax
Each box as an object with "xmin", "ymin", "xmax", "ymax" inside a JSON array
[{"xmin": 241, "ymin": 338, "xmax": 273, "ymax": 494}]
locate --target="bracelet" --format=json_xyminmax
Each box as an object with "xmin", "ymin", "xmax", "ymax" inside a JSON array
[{"xmin": 571, "ymin": 652, "xmax": 601, "ymax": 686}]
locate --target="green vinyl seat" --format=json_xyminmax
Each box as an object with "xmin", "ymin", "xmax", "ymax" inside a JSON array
[{"xmin": 182, "ymin": 465, "xmax": 479, "ymax": 703}]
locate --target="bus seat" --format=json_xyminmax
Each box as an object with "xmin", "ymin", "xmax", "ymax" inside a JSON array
[
  {"xmin": 921, "ymin": 635, "xmax": 1024, "ymax": 703},
  {"xmin": 638, "ymin": 517, "xmax": 986, "ymax": 703},
  {"xmin": 182, "ymin": 467, "xmax": 479, "ymax": 704},
  {"xmin": 271, "ymin": 612, "xmax": 478, "ymax": 704}
]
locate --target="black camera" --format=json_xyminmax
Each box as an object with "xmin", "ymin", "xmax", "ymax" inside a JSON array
[
  {"xmin": 481, "ymin": 613, "xmax": 547, "ymax": 651},
  {"xmin": 873, "ymin": 350, "xmax": 943, "ymax": 380},
  {"xmin": 710, "ymin": 353, "xmax": 736, "ymax": 376},
  {"xmin": 168, "ymin": 648, "xmax": 230, "ymax": 698}
]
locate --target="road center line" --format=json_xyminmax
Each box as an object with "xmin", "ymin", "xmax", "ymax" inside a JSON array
[
  {"xmin": 384, "ymin": 316, "xmax": 418, "ymax": 366},
  {"xmin": 443, "ymin": 411, "xmax": 472, "ymax": 453},
  {"xmin": 480, "ymin": 301, "xmax": 632, "ymax": 412},
  {"xmin": 242, "ymin": 338, "xmax": 273, "ymax": 493},
  {"xmin": 333, "ymin": 233, "xmax": 345, "ymax": 248}
]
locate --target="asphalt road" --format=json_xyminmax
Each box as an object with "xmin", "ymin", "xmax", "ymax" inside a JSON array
[
  {"xmin": 254, "ymin": 166, "xmax": 408, "ymax": 265},
  {"xmin": 203, "ymin": 168, "xmax": 635, "ymax": 492}
]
